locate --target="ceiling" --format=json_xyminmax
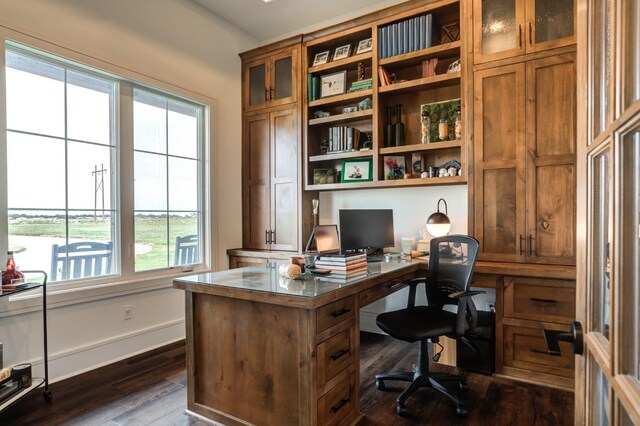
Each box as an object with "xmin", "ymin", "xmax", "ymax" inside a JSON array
[{"xmin": 191, "ymin": 0, "xmax": 407, "ymax": 42}]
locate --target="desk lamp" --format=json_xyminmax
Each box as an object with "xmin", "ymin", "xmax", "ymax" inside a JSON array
[{"xmin": 426, "ymin": 198, "xmax": 451, "ymax": 237}]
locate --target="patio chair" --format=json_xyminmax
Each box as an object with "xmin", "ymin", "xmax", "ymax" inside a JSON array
[
  {"xmin": 174, "ymin": 234, "xmax": 199, "ymax": 266},
  {"xmin": 50, "ymin": 241, "xmax": 113, "ymax": 282}
]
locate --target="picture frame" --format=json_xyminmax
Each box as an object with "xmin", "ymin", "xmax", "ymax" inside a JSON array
[
  {"xmin": 420, "ymin": 98, "xmax": 461, "ymax": 142},
  {"xmin": 341, "ymin": 158, "xmax": 373, "ymax": 182},
  {"xmin": 355, "ymin": 38, "xmax": 373, "ymax": 55},
  {"xmin": 332, "ymin": 44, "xmax": 351, "ymax": 61},
  {"xmin": 320, "ymin": 71, "xmax": 347, "ymax": 98},
  {"xmin": 383, "ymin": 156, "xmax": 406, "ymax": 180},
  {"xmin": 312, "ymin": 50, "xmax": 330, "ymax": 66}
]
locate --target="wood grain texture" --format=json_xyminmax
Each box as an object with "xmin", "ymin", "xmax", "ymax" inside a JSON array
[{"xmin": 503, "ymin": 276, "xmax": 576, "ymax": 323}]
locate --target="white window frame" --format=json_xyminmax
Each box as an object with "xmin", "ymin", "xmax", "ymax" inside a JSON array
[{"xmin": 0, "ymin": 28, "xmax": 216, "ymax": 316}]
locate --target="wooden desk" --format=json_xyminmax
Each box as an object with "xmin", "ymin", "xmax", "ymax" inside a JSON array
[{"xmin": 173, "ymin": 261, "xmax": 419, "ymax": 426}]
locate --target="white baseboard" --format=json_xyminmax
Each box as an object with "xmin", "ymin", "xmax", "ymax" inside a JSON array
[{"xmin": 27, "ymin": 319, "xmax": 185, "ymax": 382}]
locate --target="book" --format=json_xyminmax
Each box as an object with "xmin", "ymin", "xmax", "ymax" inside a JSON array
[
  {"xmin": 379, "ymin": 27, "xmax": 386, "ymax": 59},
  {"xmin": 316, "ymin": 252, "xmax": 366, "ymax": 260},
  {"xmin": 419, "ymin": 15, "xmax": 426, "ymax": 50},
  {"xmin": 408, "ymin": 17, "xmax": 414, "ymax": 52},
  {"xmin": 328, "ymin": 265, "xmax": 368, "ymax": 275},
  {"xmin": 425, "ymin": 14, "xmax": 433, "ymax": 48},
  {"xmin": 314, "ymin": 260, "xmax": 367, "ymax": 271}
]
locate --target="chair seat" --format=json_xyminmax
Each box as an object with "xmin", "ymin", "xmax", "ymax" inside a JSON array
[{"xmin": 376, "ymin": 306, "xmax": 465, "ymax": 342}]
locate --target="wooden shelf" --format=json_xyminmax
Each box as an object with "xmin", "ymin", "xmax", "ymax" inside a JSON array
[
  {"xmin": 308, "ymin": 52, "xmax": 373, "ymax": 74},
  {"xmin": 378, "ymin": 72, "xmax": 461, "ymax": 94},
  {"xmin": 306, "ymin": 175, "xmax": 466, "ymax": 191},
  {"xmin": 309, "ymin": 90, "xmax": 373, "ymax": 108},
  {"xmin": 378, "ymin": 41, "xmax": 461, "ymax": 68},
  {"xmin": 309, "ymin": 150, "xmax": 373, "ymax": 162},
  {"xmin": 309, "ymin": 109, "xmax": 373, "ymax": 126},
  {"xmin": 379, "ymin": 140, "xmax": 462, "ymax": 154}
]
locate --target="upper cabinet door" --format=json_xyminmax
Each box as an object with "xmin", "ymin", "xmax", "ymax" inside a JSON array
[
  {"xmin": 244, "ymin": 58, "xmax": 270, "ymax": 112},
  {"xmin": 268, "ymin": 48, "xmax": 298, "ymax": 109},
  {"xmin": 525, "ymin": 0, "xmax": 576, "ymax": 53},
  {"xmin": 473, "ymin": 0, "xmax": 526, "ymax": 64}
]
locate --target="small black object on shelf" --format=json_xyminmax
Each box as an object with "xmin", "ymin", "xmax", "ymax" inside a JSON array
[
  {"xmin": 384, "ymin": 107, "xmax": 395, "ymax": 147},
  {"xmin": 394, "ymin": 104, "xmax": 404, "ymax": 146}
]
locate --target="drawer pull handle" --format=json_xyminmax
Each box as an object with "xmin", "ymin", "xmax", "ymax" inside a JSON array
[
  {"xmin": 388, "ymin": 281, "xmax": 403, "ymax": 289},
  {"xmin": 529, "ymin": 298, "xmax": 558, "ymax": 304},
  {"xmin": 330, "ymin": 348, "xmax": 349, "ymax": 361},
  {"xmin": 330, "ymin": 308, "xmax": 351, "ymax": 318},
  {"xmin": 330, "ymin": 398, "xmax": 350, "ymax": 413},
  {"xmin": 530, "ymin": 348, "xmax": 551, "ymax": 355}
]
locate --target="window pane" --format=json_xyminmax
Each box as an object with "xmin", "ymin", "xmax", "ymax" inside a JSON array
[
  {"xmin": 8, "ymin": 210, "xmax": 66, "ymax": 275},
  {"xmin": 169, "ymin": 157, "xmax": 198, "ymax": 211},
  {"xmin": 589, "ymin": 355, "xmax": 610, "ymax": 426},
  {"xmin": 135, "ymin": 213, "xmax": 168, "ymax": 271},
  {"xmin": 623, "ymin": 0, "xmax": 640, "ymax": 110},
  {"xmin": 7, "ymin": 132, "xmax": 65, "ymax": 209},
  {"xmin": 134, "ymin": 151, "xmax": 167, "ymax": 211},
  {"xmin": 592, "ymin": 0, "xmax": 613, "ymax": 138},
  {"xmin": 5, "ymin": 50, "xmax": 65, "ymax": 137},
  {"xmin": 249, "ymin": 63, "xmax": 266, "ymax": 106},
  {"xmin": 620, "ymin": 126, "xmax": 640, "ymax": 379},
  {"xmin": 168, "ymin": 100, "xmax": 198, "ymax": 158},
  {"xmin": 534, "ymin": 0, "xmax": 574, "ymax": 44},
  {"xmin": 68, "ymin": 142, "xmax": 115, "ymax": 210},
  {"xmin": 590, "ymin": 146, "xmax": 611, "ymax": 338},
  {"xmin": 134, "ymin": 89, "xmax": 167, "ymax": 154},
  {"xmin": 170, "ymin": 214, "xmax": 199, "ymax": 266},
  {"xmin": 67, "ymin": 70, "xmax": 115, "ymax": 145}
]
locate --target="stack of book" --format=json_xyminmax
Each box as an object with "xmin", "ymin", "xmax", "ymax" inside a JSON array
[
  {"xmin": 314, "ymin": 253, "xmax": 368, "ymax": 276},
  {"xmin": 327, "ymin": 126, "xmax": 361, "ymax": 153},
  {"xmin": 307, "ymin": 74, "xmax": 320, "ymax": 101},
  {"xmin": 378, "ymin": 13, "xmax": 433, "ymax": 59},
  {"xmin": 347, "ymin": 78, "xmax": 372, "ymax": 93}
]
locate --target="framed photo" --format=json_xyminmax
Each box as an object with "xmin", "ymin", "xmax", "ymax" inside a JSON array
[
  {"xmin": 383, "ymin": 155, "xmax": 406, "ymax": 180},
  {"xmin": 312, "ymin": 50, "xmax": 330, "ymax": 66},
  {"xmin": 420, "ymin": 98, "xmax": 461, "ymax": 142},
  {"xmin": 320, "ymin": 71, "xmax": 346, "ymax": 98},
  {"xmin": 355, "ymin": 38, "xmax": 373, "ymax": 55},
  {"xmin": 341, "ymin": 158, "xmax": 373, "ymax": 182},
  {"xmin": 332, "ymin": 44, "xmax": 351, "ymax": 61}
]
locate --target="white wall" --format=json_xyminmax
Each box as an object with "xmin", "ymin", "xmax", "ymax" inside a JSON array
[{"xmin": 0, "ymin": 0, "xmax": 256, "ymax": 381}]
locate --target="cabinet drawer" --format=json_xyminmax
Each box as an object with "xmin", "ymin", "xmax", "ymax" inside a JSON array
[
  {"xmin": 317, "ymin": 374, "xmax": 356, "ymax": 426},
  {"xmin": 317, "ymin": 296, "xmax": 356, "ymax": 334},
  {"xmin": 317, "ymin": 327, "xmax": 356, "ymax": 388},
  {"xmin": 503, "ymin": 277, "xmax": 575, "ymax": 322},
  {"xmin": 359, "ymin": 279, "xmax": 406, "ymax": 306},
  {"xmin": 503, "ymin": 325, "xmax": 574, "ymax": 378}
]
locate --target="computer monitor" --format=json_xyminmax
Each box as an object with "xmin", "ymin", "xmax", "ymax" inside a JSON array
[
  {"xmin": 339, "ymin": 209, "xmax": 394, "ymax": 252},
  {"xmin": 314, "ymin": 224, "xmax": 341, "ymax": 254}
]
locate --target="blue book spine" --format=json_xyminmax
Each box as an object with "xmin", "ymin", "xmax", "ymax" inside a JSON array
[
  {"xmin": 391, "ymin": 23, "xmax": 397, "ymax": 56},
  {"xmin": 426, "ymin": 14, "xmax": 433, "ymax": 48},
  {"xmin": 381, "ymin": 27, "xmax": 387, "ymax": 59},
  {"xmin": 378, "ymin": 27, "xmax": 384, "ymax": 59},
  {"xmin": 413, "ymin": 17, "xmax": 419, "ymax": 51},
  {"xmin": 403, "ymin": 20, "xmax": 409, "ymax": 54},
  {"xmin": 419, "ymin": 15, "xmax": 426, "ymax": 50},
  {"xmin": 396, "ymin": 22, "xmax": 402, "ymax": 55},
  {"xmin": 408, "ymin": 18, "xmax": 414, "ymax": 52}
]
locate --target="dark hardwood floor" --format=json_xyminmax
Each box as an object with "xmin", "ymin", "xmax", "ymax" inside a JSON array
[{"xmin": 0, "ymin": 332, "xmax": 573, "ymax": 425}]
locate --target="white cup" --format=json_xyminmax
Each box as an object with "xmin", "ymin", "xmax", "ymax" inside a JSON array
[{"xmin": 401, "ymin": 237, "xmax": 416, "ymax": 254}]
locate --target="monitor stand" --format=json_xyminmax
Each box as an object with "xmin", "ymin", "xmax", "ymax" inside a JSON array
[{"xmin": 365, "ymin": 248, "xmax": 385, "ymax": 262}]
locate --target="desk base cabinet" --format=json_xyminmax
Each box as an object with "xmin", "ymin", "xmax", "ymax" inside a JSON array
[{"xmin": 185, "ymin": 292, "xmax": 361, "ymax": 426}]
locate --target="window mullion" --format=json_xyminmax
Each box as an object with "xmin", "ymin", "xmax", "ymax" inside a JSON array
[{"xmin": 118, "ymin": 82, "xmax": 135, "ymax": 276}]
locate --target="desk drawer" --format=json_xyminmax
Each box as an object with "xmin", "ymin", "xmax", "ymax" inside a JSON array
[
  {"xmin": 317, "ymin": 373, "xmax": 356, "ymax": 426},
  {"xmin": 503, "ymin": 324, "xmax": 574, "ymax": 378},
  {"xmin": 317, "ymin": 296, "xmax": 356, "ymax": 334},
  {"xmin": 360, "ymin": 279, "xmax": 406, "ymax": 306},
  {"xmin": 317, "ymin": 327, "xmax": 356, "ymax": 387},
  {"xmin": 503, "ymin": 277, "xmax": 575, "ymax": 323}
]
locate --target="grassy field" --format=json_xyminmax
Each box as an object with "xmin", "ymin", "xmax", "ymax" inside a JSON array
[{"xmin": 9, "ymin": 215, "xmax": 198, "ymax": 271}]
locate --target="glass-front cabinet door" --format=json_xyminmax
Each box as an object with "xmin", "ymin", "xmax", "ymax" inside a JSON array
[
  {"xmin": 525, "ymin": 0, "xmax": 576, "ymax": 52},
  {"xmin": 473, "ymin": 0, "xmax": 526, "ymax": 63},
  {"xmin": 243, "ymin": 47, "xmax": 298, "ymax": 112}
]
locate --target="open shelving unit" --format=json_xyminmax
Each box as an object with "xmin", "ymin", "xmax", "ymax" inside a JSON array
[
  {"xmin": 0, "ymin": 271, "xmax": 52, "ymax": 414},
  {"xmin": 302, "ymin": 0, "xmax": 467, "ymax": 191}
]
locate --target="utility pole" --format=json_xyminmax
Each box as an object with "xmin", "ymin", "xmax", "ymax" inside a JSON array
[{"xmin": 92, "ymin": 164, "xmax": 107, "ymax": 218}]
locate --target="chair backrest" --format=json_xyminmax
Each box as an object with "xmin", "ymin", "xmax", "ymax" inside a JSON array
[
  {"xmin": 426, "ymin": 235, "xmax": 479, "ymax": 309},
  {"xmin": 174, "ymin": 234, "xmax": 199, "ymax": 266},
  {"xmin": 50, "ymin": 241, "xmax": 113, "ymax": 282}
]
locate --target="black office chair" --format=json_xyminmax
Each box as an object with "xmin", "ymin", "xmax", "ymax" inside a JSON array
[{"xmin": 375, "ymin": 235, "xmax": 481, "ymax": 418}]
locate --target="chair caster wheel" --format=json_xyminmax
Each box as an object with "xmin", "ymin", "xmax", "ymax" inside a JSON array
[
  {"xmin": 44, "ymin": 390, "xmax": 53, "ymax": 403},
  {"xmin": 376, "ymin": 379, "xmax": 386, "ymax": 391},
  {"xmin": 458, "ymin": 381, "xmax": 469, "ymax": 391},
  {"xmin": 397, "ymin": 403, "xmax": 408, "ymax": 417},
  {"xmin": 456, "ymin": 405, "xmax": 468, "ymax": 418}
]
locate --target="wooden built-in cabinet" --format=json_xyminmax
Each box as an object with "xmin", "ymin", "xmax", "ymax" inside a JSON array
[
  {"xmin": 473, "ymin": 52, "xmax": 576, "ymax": 265},
  {"xmin": 473, "ymin": 0, "xmax": 576, "ymax": 64}
]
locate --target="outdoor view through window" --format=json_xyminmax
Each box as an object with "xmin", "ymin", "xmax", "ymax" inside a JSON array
[{"xmin": 5, "ymin": 46, "xmax": 203, "ymax": 282}]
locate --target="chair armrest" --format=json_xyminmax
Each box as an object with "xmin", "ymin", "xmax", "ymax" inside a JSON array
[
  {"xmin": 448, "ymin": 290, "xmax": 485, "ymax": 299},
  {"xmin": 403, "ymin": 277, "xmax": 426, "ymax": 308}
]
